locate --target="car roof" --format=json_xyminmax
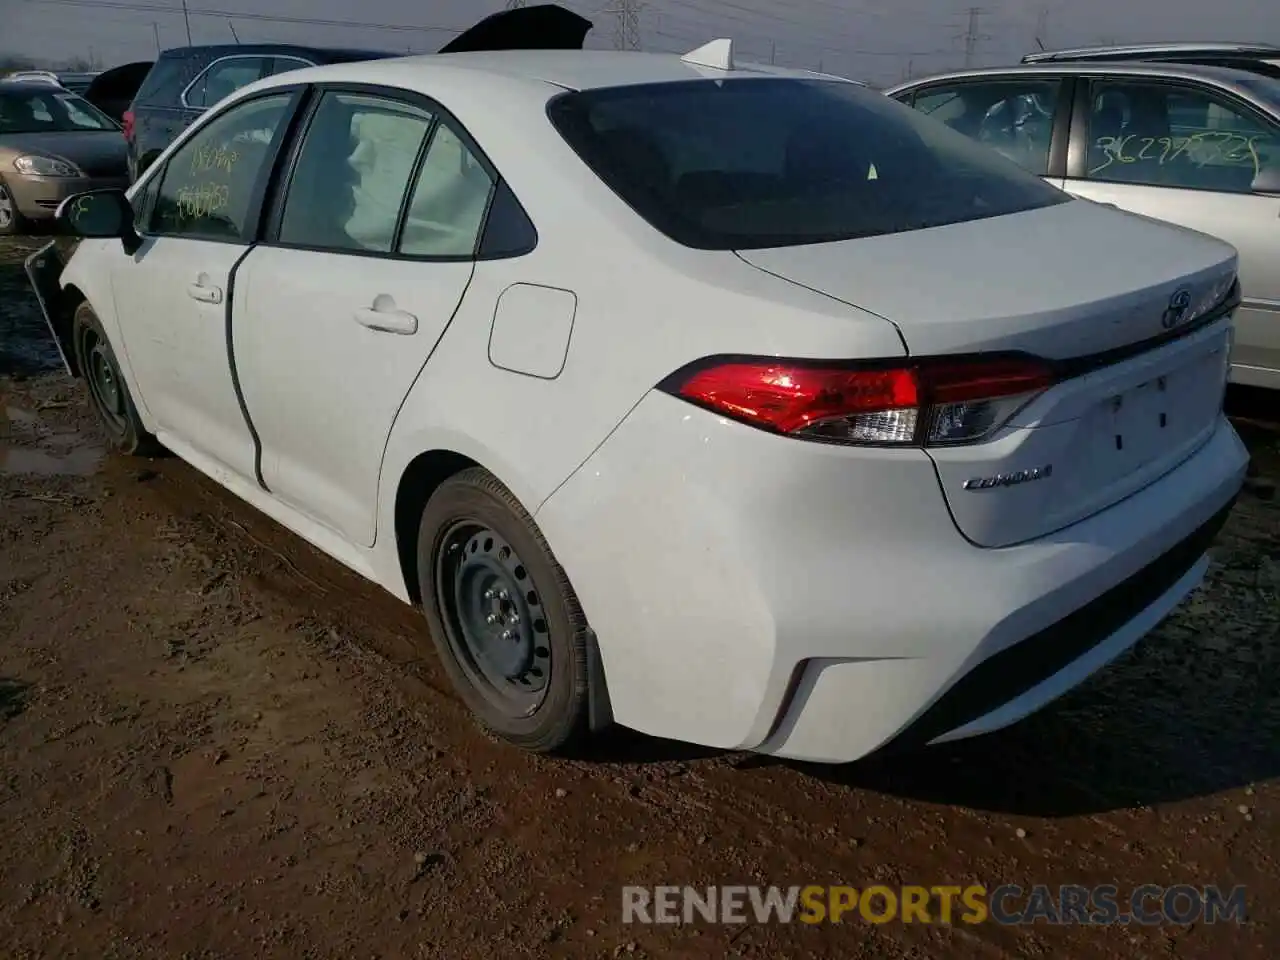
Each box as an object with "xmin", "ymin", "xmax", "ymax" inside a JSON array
[
  {"xmin": 239, "ymin": 48, "xmax": 857, "ymax": 95},
  {"xmin": 1022, "ymin": 41, "xmax": 1280, "ymax": 63},
  {"xmin": 884, "ymin": 60, "xmax": 1277, "ymax": 98},
  {"xmin": 157, "ymin": 43, "xmax": 392, "ymax": 60},
  {"xmin": 0, "ymin": 79, "xmax": 74, "ymax": 92}
]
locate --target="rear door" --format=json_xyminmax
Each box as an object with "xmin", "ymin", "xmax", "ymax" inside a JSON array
[
  {"xmin": 131, "ymin": 52, "xmax": 203, "ymax": 174},
  {"xmin": 892, "ymin": 74, "xmax": 1074, "ymax": 185},
  {"xmin": 232, "ymin": 87, "xmax": 499, "ymax": 546},
  {"xmin": 1062, "ymin": 76, "xmax": 1280, "ymax": 386}
]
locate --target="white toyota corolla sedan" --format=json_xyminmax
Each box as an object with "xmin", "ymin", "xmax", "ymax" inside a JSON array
[{"xmin": 26, "ymin": 23, "xmax": 1248, "ymax": 764}]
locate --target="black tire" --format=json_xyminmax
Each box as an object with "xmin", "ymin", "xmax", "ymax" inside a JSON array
[
  {"xmin": 0, "ymin": 179, "xmax": 26, "ymax": 236},
  {"xmin": 418, "ymin": 467, "xmax": 590, "ymax": 753},
  {"xmin": 71, "ymin": 301, "xmax": 160, "ymax": 456}
]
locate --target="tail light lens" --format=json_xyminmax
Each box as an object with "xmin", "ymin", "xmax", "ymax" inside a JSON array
[
  {"xmin": 659, "ymin": 356, "xmax": 1057, "ymax": 447},
  {"xmin": 122, "ymin": 110, "xmax": 135, "ymax": 142}
]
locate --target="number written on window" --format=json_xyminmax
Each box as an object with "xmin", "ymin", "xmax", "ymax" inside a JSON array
[
  {"xmin": 1086, "ymin": 81, "xmax": 1279, "ymax": 192},
  {"xmin": 150, "ymin": 93, "xmax": 292, "ymax": 240}
]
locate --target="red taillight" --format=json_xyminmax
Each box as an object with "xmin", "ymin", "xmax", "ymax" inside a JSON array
[
  {"xmin": 122, "ymin": 110, "xmax": 135, "ymax": 142},
  {"xmin": 661, "ymin": 356, "xmax": 1057, "ymax": 446}
]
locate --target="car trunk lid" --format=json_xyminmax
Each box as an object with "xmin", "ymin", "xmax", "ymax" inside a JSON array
[{"xmin": 737, "ymin": 198, "xmax": 1239, "ymax": 547}]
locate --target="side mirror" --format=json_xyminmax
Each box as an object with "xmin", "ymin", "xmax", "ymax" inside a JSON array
[
  {"xmin": 55, "ymin": 189, "xmax": 141, "ymax": 254},
  {"xmin": 1250, "ymin": 166, "xmax": 1280, "ymax": 195}
]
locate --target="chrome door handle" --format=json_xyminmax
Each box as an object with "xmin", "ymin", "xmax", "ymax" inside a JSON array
[
  {"xmin": 354, "ymin": 299, "xmax": 417, "ymax": 335},
  {"xmin": 187, "ymin": 282, "xmax": 222, "ymax": 304}
]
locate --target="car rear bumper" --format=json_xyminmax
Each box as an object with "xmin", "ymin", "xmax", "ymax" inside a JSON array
[
  {"xmin": 536, "ymin": 390, "xmax": 1248, "ymax": 764},
  {"xmin": 7, "ymin": 174, "xmax": 130, "ymax": 220}
]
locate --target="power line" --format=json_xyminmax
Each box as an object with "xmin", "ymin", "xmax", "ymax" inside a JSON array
[
  {"xmin": 19, "ymin": 0, "xmax": 467, "ymax": 38},
  {"xmin": 655, "ymin": 3, "xmax": 957, "ymax": 62}
]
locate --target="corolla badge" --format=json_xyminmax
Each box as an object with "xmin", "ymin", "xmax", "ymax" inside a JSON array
[
  {"xmin": 1161, "ymin": 287, "xmax": 1193, "ymax": 330},
  {"xmin": 962, "ymin": 464, "xmax": 1053, "ymax": 491}
]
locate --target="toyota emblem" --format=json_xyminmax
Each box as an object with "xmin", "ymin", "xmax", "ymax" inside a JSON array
[{"xmin": 1161, "ymin": 287, "xmax": 1193, "ymax": 330}]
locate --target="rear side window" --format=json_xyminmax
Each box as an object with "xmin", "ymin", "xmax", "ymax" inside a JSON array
[
  {"xmin": 547, "ymin": 78, "xmax": 1068, "ymax": 250},
  {"xmin": 185, "ymin": 57, "xmax": 269, "ymax": 109},
  {"xmin": 907, "ymin": 79, "xmax": 1063, "ymax": 175},
  {"xmin": 278, "ymin": 91, "xmax": 435, "ymax": 253},
  {"xmin": 133, "ymin": 54, "xmax": 197, "ymax": 106}
]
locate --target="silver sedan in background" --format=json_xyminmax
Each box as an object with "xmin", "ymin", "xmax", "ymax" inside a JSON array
[
  {"xmin": 0, "ymin": 80, "xmax": 129, "ymax": 235},
  {"xmin": 888, "ymin": 56, "xmax": 1280, "ymax": 390}
]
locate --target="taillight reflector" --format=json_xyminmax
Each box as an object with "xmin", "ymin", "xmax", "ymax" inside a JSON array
[
  {"xmin": 122, "ymin": 109, "xmax": 135, "ymax": 142},
  {"xmin": 661, "ymin": 356, "xmax": 1056, "ymax": 446}
]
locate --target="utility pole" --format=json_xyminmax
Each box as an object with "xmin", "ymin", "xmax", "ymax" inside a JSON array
[
  {"xmin": 770, "ymin": 40, "xmax": 776, "ymax": 64},
  {"xmin": 956, "ymin": 6, "xmax": 991, "ymax": 68},
  {"xmin": 227, "ymin": 20, "xmax": 240, "ymax": 43},
  {"xmin": 605, "ymin": 0, "xmax": 643, "ymax": 51},
  {"xmin": 151, "ymin": 21, "xmax": 161, "ymax": 55},
  {"xmin": 181, "ymin": 0, "xmax": 193, "ymax": 46},
  {"xmin": 902, "ymin": 57, "xmax": 914, "ymax": 81}
]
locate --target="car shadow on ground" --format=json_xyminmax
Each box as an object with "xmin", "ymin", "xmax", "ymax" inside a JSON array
[
  {"xmin": 589, "ymin": 625, "xmax": 1279, "ymax": 818},
  {"xmin": 593, "ymin": 390, "xmax": 1280, "ymax": 815},
  {"xmin": 0, "ymin": 678, "xmax": 28, "ymax": 721},
  {"xmin": 0, "ymin": 242, "xmax": 66, "ymax": 379}
]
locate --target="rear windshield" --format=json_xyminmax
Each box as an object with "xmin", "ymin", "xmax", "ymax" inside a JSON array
[{"xmin": 547, "ymin": 77, "xmax": 1069, "ymax": 250}]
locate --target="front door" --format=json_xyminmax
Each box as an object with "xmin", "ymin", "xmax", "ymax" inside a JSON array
[
  {"xmin": 234, "ymin": 89, "xmax": 496, "ymax": 546},
  {"xmin": 110, "ymin": 90, "xmax": 300, "ymax": 481},
  {"xmin": 1063, "ymin": 77, "xmax": 1280, "ymax": 385}
]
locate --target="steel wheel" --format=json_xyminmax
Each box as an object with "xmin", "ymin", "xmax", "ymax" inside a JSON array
[
  {"xmin": 434, "ymin": 521, "xmax": 552, "ymax": 717},
  {"xmin": 71, "ymin": 301, "xmax": 159, "ymax": 457},
  {"xmin": 0, "ymin": 183, "xmax": 17, "ymax": 234},
  {"xmin": 79, "ymin": 323, "xmax": 129, "ymax": 440}
]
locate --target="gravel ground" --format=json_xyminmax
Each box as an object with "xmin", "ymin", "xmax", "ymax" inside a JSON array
[{"xmin": 1, "ymin": 235, "xmax": 1277, "ymax": 959}]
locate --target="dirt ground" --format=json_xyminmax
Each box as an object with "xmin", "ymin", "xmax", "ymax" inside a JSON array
[{"xmin": 1, "ymin": 235, "xmax": 1278, "ymax": 959}]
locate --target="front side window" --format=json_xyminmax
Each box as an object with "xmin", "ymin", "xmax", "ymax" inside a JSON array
[
  {"xmin": 186, "ymin": 57, "xmax": 269, "ymax": 109},
  {"xmin": 548, "ymin": 78, "xmax": 1068, "ymax": 251},
  {"xmin": 150, "ymin": 93, "xmax": 293, "ymax": 240},
  {"xmin": 278, "ymin": 91, "xmax": 434, "ymax": 253},
  {"xmin": 908, "ymin": 79, "xmax": 1062, "ymax": 174},
  {"xmin": 1086, "ymin": 80, "xmax": 1280, "ymax": 192}
]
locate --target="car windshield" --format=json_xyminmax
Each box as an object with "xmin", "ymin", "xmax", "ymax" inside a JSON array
[
  {"xmin": 547, "ymin": 77, "xmax": 1069, "ymax": 250},
  {"xmin": 0, "ymin": 87, "xmax": 117, "ymax": 134}
]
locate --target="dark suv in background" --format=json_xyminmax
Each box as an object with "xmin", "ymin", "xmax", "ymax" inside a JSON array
[{"xmin": 124, "ymin": 43, "xmax": 393, "ymax": 179}]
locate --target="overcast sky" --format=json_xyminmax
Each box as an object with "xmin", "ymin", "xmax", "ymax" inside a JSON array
[{"xmin": 4, "ymin": 0, "xmax": 1278, "ymax": 85}]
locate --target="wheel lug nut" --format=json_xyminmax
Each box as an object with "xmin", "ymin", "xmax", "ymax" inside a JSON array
[
  {"xmin": 486, "ymin": 613, "xmax": 500, "ymax": 625},
  {"xmin": 484, "ymin": 589, "xmax": 497, "ymax": 600},
  {"xmin": 502, "ymin": 630, "xmax": 516, "ymax": 641},
  {"xmin": 498, "ymin": 590, "xmax": 510, "ymax": 602},
  {"xmin": 508, "ymin": 614, "xmax": 520, "ymax": 624}
]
